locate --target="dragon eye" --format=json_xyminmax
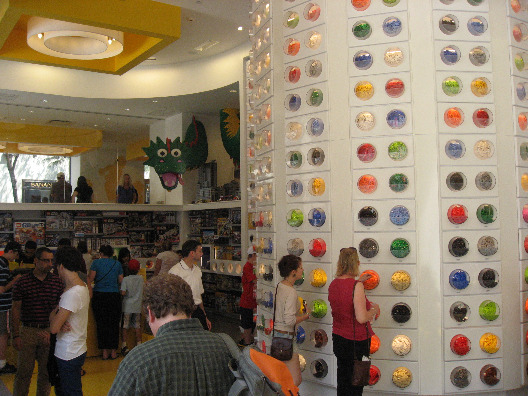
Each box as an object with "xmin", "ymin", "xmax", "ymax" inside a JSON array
[
  {"xmin": 157, "ymin": 149, "xmax": 168, "ymax": 157},
  {"xmin": 171, "ymin": 148, "xmax": 181, "ymax": 157}
]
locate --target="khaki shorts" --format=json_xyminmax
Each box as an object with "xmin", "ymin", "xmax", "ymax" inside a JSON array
[{"xmin": 122, "ymin": 313, "xmax": 141, "ymax": 329}]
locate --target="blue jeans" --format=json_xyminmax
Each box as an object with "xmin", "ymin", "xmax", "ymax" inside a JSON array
[{"xmin": 56, "ymin": 352, "xmax": 86, "ymax": 396}]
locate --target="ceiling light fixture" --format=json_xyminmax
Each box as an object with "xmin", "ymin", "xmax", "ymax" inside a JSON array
[
  {"xmin": 193, "ymin": 40, "xmax": 219, "ymax": 53},
  {"xmin": 238, "ymin": 26, "xmax": 243, "ymax": 31},
  {"xmin": 230, "ymin": 89, "xmax": 238, "ymax": 93},
  {"xmin": 0, "ymin": 142, "xmax": 6, "ymax": 150},
  {"xmin": 18, "ymin": 143, "xmax": 73, "ymax": 155},
  {"xmin": 27, "ymin": 17, "xmax": 124, "ymax": 60}
]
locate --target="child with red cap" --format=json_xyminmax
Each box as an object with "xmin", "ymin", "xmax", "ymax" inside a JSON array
[{"xmin": 120, "ymin": 259, "xmax": 144, "ymax": 356}]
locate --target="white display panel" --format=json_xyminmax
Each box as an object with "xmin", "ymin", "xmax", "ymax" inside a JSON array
[
  {"xmin": 434, "ymin": 40, "xmax": 493, "ymax": 72},
  {"xmin": 285, "ymin": 171, "xmax": 330, "ymax": 204},
  {"xmin": 370, "ymin": 296, "xmax": 418, "ymax": 330},
  {"xmin": 352, "ymin": 199, "xmax": 417, "ymax": 232},
  {"xmin": 284, "ymin": 82, "xmax": 329, "ymax": 119},
  {"xmin": 443, "ymin": 294, "xmax": 503, "ymax": 329},
  {"xmin": 285, "ymin": 140, "xmax": 331, "ymax": 175},
  {"xmin": 352, "ymin": 167, "xmax": 416, "ymax": 200},
  {"xmin": 284, "ymin": 110, "xmax": 329, "ymax": 147},
  {"xmin": 285, "ymin": 202, "xmax": 331, "ymax": 233},
  {"xmin": 442, "ymin": 261, "xmax": 501, "ymax": 296},
  {"xmin": 441, "ymin": 229, "xmax": 501, "ymax": 263},
  {"xmin": 436, "ymin": 71, "xmax": 494, "ymax": 104},
  {"xmin": 282, "ymin": 1, "xmax": 327, "ymax": 37},
  {"xmin": 438, "ymin": 134, "xmax": 498, "ymax": 166},
  {"xmin": 353, "ymin": 231, "xmax": 417, "ymax": 265},
  {"xmin": 371, "ymin": 327, "xmax": 419, "ymax": 361},
  {"xmin": 282, "ymin": 231, "xmax": 332, "ymax": 264},
  {"xmin": 432, "ymin": 10, "xmax": 491, "ymax": 42},
  {"xmin": 444, "ymin": 358, "xmax": 504, "ymax": 394},
  {"xmin": 351, "ymin": 134, "xmax": 415, "ymax": 170},
  {"xmin": 284, "ymin": 52, "xmax": 328, "ymax": 90},
  {"xmin": 347, "ymin": 0, "xmax": 408, "ymax": 17},
  {"xmin": 367, "ymin": 359, "xmax": 420, "ymax": 394},
  {"xmin": 439, "ymin": 166, "xmax": 499, "ymax": 198},
  {"xmin": 347, "ymin": 41, "xmax": 411, "ymax": 77},
  {"xmin": 362, "ymin": 263, "xmax": 418, "ymax": 297},
  {"xmin": 299, "ymin": 349, "xmax": 336, "ymax": 387},
  {"xmin": 440, "ymin": 197, "xmax": 500, "ymax": 231},
  {"xmin": 347, "ymin": 10, "xmax": 409, "ymax": 45},
  {"xmin": 349, "ymin": 72, "xmax": 412, "ymax": 107},
  {"xmin": 283, "ymin": 25, "xmax": 328, "ymax": 61},
  {"xmin": 437, "ymin": 102, "xmax": 496, "ymax": 134},
  {"xmin": 293, "ymin": 261, "xmax": 332, "ymax": 294}
]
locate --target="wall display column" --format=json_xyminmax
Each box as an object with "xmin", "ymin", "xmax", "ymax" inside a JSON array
[{"xmin": 245, "ymin": 0, "xmax": 527, "ymax": 394}]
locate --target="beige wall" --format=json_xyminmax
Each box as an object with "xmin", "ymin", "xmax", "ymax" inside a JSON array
[{"xmin": 80, "ymin": 147, "xmax": 144, "ymax": 203}]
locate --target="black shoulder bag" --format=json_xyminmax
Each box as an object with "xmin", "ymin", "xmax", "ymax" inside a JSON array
[
  {"xmin": 351, "ymin": 280, "xmax": 371, "ymax": 387},
  {"xmin": 270, "ymin": 284, "xmax": 294, "ymax": 361}
]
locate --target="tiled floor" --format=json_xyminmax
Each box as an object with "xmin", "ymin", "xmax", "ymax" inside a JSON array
[{"xmin": 0, "ymin": 313, "xmax": 243, "ymax": 396}]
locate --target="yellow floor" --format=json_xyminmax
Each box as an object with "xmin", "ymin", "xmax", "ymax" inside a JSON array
[{"xmin": 1, "ymin": 355, "xmax": 124, "ymax": 396}]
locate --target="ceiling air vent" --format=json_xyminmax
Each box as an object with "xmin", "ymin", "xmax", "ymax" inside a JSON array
[{"xmin": 47, "ymin": 119, "xmax": 72, "ymax": 125}]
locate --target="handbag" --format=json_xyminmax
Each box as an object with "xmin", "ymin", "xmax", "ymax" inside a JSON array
[
  {"xmin": 270, "ymin": 284, "xmax": 294, "ymax": 361},
  {"xmin": 351, "ymin": 280, "xmax": 371, "ymax": 387}
]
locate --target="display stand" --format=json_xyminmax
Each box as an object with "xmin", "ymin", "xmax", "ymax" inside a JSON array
[{"xmin": 246, "ymin": 0, "xmax": 527, "ymax": 394}]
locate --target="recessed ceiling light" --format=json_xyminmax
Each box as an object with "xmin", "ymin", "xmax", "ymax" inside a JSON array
[
  {"xmin": 147, "ymin": 57, "xmax": 157, "ymax": 61},
  {"xmin": 193, "ymin": 40, "xmax": 219, "ymax": 53},
  {"xmin": 106, "ymin": 117, "xmax": 111, "ymax": 120},
  {"xmin": 29, "ymin": 110, "xmax": 34, "ymax": 113},
  {"xmin": 230, "ymin": 89, "xmax": 238, "ymax": 93},
  {"xmin": 125, "ymin": 108, "xmax": 130, "ymax": 111},
  {"xmin": 42, "ymin": 99, "xmax": 48, "ymax": 103},
  {"xmin": 152, "ymin": 100, "xmax": 158, "ymax": 103},
  {"xmin": 94, "ymin": 124, "xmax": 98, "ymax": 127},
  {"xmin": 238, "ymin": 26, "xmax": 243, "ymax": 31},
  {"xmin": 20, "ymin": 118, "xmax": 25, "ymax": 121}
]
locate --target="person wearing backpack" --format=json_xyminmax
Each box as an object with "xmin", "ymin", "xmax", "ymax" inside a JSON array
[{"xmin": 108, "ymin": 274, "xmax": 234, "ymax": 396}]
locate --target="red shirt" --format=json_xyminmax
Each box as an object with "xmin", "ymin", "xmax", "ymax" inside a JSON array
[
  {"xmin": 328, "ymin": 278, "xmax": 374, "ymax": 341},
  {"xmin": 240, "ymin": 261, "xmax": 257, "ymax": 309}
]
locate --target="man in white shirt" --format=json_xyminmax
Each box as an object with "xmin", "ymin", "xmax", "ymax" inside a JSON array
[{"xmin": 168, "ymin": 240, "xmax": 211, "ymax": 331}]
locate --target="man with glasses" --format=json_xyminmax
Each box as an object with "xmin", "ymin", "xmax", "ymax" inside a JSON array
[
  {"xmin": 50, "ymin": 172, "xmax": 72, "ymax": 203},
  {"xmin": 11, "ymin": 247, "xmax": 64, "ymax": 396},
  {"xmin": 0, "ymin": 241, "xmax": 22, "ymax": 374}
]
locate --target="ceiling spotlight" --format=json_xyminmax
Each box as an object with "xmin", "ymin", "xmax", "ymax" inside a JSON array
[
  {"xmin": 230, "ymin": 89, "xmax": 238, "ymax": 93},
  {"xmin": 125, "ymin": 108, "xmax": 130, "ymax": 111},
  {"xmin": 37, "ymin": 33, "xmax": 43, "ymax": 39},
  {"xmin": 152, "ymin": 100, "xmax": 158, "ymax": 103},
  {"xmin": 42, "ymin": 99, "xmax": 48, "ymax": 103},
  {"xmin": 238, "ymin": 26, "xmax": 243, "ymax": 31}
]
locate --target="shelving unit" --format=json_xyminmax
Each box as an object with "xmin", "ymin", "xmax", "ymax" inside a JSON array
[{"xmin": 0, "ymin": 206, "xmax": 179, "ymax": 260}]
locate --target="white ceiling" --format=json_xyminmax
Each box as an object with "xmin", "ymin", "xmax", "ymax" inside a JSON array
[{"xmin": 0, "ymin": 0, "xmax": 250, "ymax": 144}]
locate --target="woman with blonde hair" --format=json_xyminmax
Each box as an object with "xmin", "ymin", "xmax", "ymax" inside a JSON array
[
  {"xmin": 328, "ymin": 247, "xmax": 380, "ymax": 396},
  {"xmin": 273, "ymin": 255, "xmax": 310, "ymax": 386}
]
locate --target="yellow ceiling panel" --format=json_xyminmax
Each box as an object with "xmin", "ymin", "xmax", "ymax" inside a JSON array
[{"xmin": 0, "ymin": 0, "xmax": 181, "ymax": 74}]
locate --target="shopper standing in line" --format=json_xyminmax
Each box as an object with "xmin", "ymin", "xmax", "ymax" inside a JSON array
[
  {"xmin": 108, "ymin": 274, "xmax": 234, "ymax": 396},
  {"xmin": 50, "ymin": 172, "xmax": 72, "ymax": 204},
  {"xmin": 328, "ymin": 247, "xmax": 380, "ymax": 396},
  {"xmin": 50, "ymin": 246, "xmax": 89, "ymax": 396},
  {"xmin": 11, "ymin": 246, "xmax": 64, "ymax": 396},
  {"xmin": 0, "ymin": 241, "xmax": 21, "ymax": 375},
  {"xmin": 70, "ymin": 176, "xmax": 93, "ymax": 203},
  {"xmin": 238, "ymin": 246, "xmax": 257, "ymax": 346},
  {"xmin": 117, "ymin": 248, "xmax": 131, "ymax": 278},
  {"xmin": 168, "ymin": 240, "xmax": 211, "ymax": 331},
  {"xmin": 116, "ymin": 174, "xmax": 138, "ymax": 204},
  {"xmin": 18, "ymin": 240, "xmax": 37, "ymax": 269},
  {"xmin": 154, "ymin": 240, "xmax": 180, "ymax": 276},
  {"xmin": 274, "ymin": 254, "xmax": 310, "ymax": 386},
  {"xmin": 119, "ymin": 259, "xmax": 144, "ymax": 356},
  {"xmin": 87, "ymin": 245, "xmax": 123, "ymax": 360}
]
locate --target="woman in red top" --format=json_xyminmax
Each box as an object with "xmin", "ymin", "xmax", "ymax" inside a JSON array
[
  {"xmin": 239, "ymin": 247, "xmax": 257, "ymax": 346},
  {"xmin": 328, "ymin": 247, "xmax": 380, "ymax": 396}
]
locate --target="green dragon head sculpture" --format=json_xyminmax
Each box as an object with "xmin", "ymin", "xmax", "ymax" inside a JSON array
[{"xmin": 143, "ymin": 116, "xmax": 208, "ymax": 191}]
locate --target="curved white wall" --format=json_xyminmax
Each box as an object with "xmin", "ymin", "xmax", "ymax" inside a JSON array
[{"xmin": 0, "ymin": 42, "xmax": 249, "ymax": 99}]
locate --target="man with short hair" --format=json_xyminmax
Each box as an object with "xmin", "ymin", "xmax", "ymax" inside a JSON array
[
  {"xmin": 108, "ymin": 274, "xmax": 234, "ymax": 396},
  {"xmin": 0, "ymin": 241, "xmax": 21, "ymax": 374},
  {"xmin": 18, "ymin": 241, "xmax": 37, "ymax": 267},
  {"xmin": 50, "ymin": 172, "xmax": 72, "ymax": 203},
  {"xmin": 168, "ymin": 240, "xmax": 211, "ymax": 330},
  {"xmin": 11, "ymin": 247, "xmax": 64, "ymax": 396}
]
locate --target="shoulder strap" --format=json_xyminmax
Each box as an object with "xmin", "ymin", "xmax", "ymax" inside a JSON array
[
  {"xmin": 272, "ymin": 283, "xmax": 279, "ymax": 338},
  {"xmin": 96, "ymin": 259, "xmax": 118, "ymax": 284},
  {"xmin": 217, "ymin": 333, "xmax": 241, "ymax": 360}
]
